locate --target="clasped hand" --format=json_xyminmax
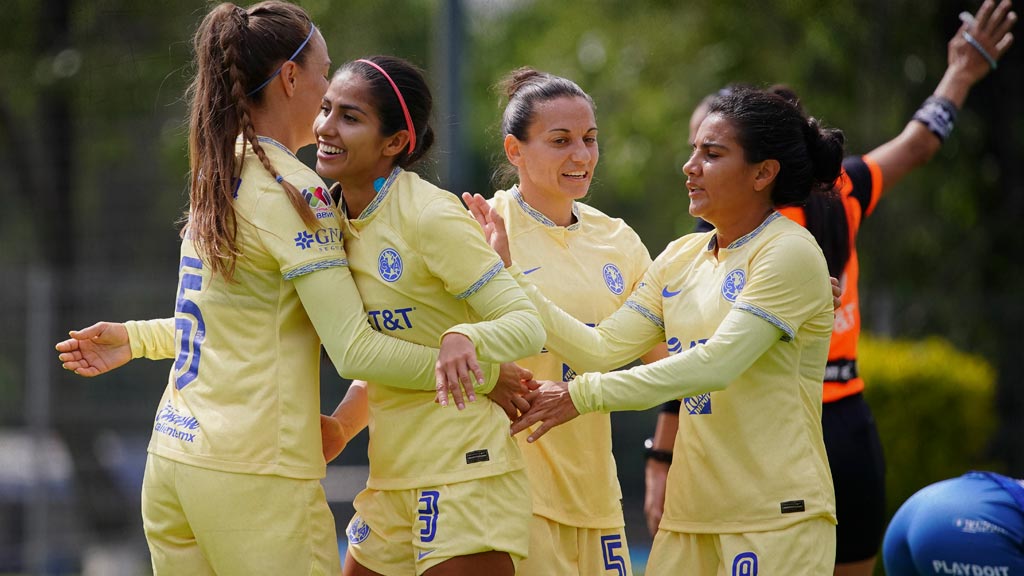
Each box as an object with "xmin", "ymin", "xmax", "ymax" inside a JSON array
[{"xmin": 509, "ymin": 379, "xmax": 581, "ymax": 443}]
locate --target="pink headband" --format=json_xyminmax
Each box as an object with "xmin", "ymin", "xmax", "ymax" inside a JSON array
[{"xmin": 356, "ymin": 59, "xmax": 416, "ymax": 154}]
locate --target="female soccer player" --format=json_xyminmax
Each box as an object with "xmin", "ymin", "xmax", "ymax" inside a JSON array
[
  {"xmin": 472, "ymin": 67, "xmax": 666, "ymax": 576},
  {"xmin": 882, "ymin": 471, "xmax": 1024, "ymax": 575},
  {"xmin": 471, "ymin": 86, "xmax": 844, "ymax": 573},
  {"xmin": 55, "ymin": 3, "xmax": 543, "ymax": 573},
  {"xmin": 312, "ymin": 56, "xmax": 544, "ymax": 576},
  {"xmin": 646, "ymin": 3, "xmax": 1016, "ymax": 574}
]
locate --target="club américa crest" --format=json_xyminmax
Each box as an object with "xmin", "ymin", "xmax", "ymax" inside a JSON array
[
  {"xmin": 378, "ymin": 248, "xmax": 403, "ymax": 282},
  {"xmin": 721, "ymin": 268, "xmax": 746, "ymax": 302},
  {"xmin": 603, "ymin": 263, "xmax": 625, "ymax": 295}
]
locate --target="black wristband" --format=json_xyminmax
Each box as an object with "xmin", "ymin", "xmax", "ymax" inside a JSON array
[
  {"xmin": 912, "ymin": 95, "xmax": 958, "ymax": 142},
  {"xmin": 644, "ymin": 437, "xmax": 673, "ymax": 464}
]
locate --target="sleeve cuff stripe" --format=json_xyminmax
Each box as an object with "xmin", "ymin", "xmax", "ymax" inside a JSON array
[
  {"xmin": 735, "ymin": 302, "xmax": 794, "ymax": 341},
  {"xmin": 282, "ymin": 258, "xmax": 349, "ymax": 280},
  {"xmin": 455, "ymin": 261, "xmax": 504, "ymax": 300},
  {"xmin": 625, "ymin": 300, "xmax": 665, "ymax": 330}
]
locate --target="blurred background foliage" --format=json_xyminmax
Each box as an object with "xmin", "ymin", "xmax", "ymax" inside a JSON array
[
  {"xmin": 861, "ymin": 335, "xmax": 999, "ymax": 516},
  {"xmin": 0, "ymin": 0, "xmax": 1020, "ymax": 572}
]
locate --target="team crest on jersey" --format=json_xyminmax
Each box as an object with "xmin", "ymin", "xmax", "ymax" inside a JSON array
[
  {"xmin": 300, "ymin": 186, "xmax": 335, "ymax": 220},
  {"xmin": 378, "ymin": 248, "xmax": 403, "ymax": 282},
  {"xmin": 721, "ymin": 269, "xmax": 746, "ymax": 302},
  {"xmin": 685, "ymin": 393, "xmax": 712, "ymax": 414},
  {"xmin": 347, "ymin": 516, "xmax": 371, "ymax": 545},
  {"xmin": 603, "ymin": 263, "xmax": 625, "ymax": 295}
]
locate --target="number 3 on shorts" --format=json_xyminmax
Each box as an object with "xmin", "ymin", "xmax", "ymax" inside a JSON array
[
  {"xmin": 174, "ymin": 256, "xmax": 205, "ymax": 390},
  {"xmin": 601, "ymin": 534, "xmax": 626, "ymax": 576}
]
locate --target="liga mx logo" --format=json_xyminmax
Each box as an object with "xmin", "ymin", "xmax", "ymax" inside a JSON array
[
  {"xmin": 347, "ymin": 516, "xmax": 371, "ymax": 545},
  {"xmin": 603, "ymin": 263, "xmax": 625, "ymax": 295},
  {"xmin": 721, "ymin": 268, "xmax": 746, "ymax": 302},
  {"xmin": 378, "ymin": 248, "xmax": 403, "ymax": 282},
  {"xmin": 300, "ymin": 186, "xmax": 335, "ymax": 219}
]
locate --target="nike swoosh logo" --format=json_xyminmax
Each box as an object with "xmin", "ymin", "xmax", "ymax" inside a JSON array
[
  {"xmin": 662, "ymin": 286, "xmax": 682, "ymax": 297},
  {"xmin": 418, "ymin": 550, "xmax": 436, "ymax": 560},
  {"xmin": 523, "ymin": 266, "xmax": 542, "ymax": 275}
]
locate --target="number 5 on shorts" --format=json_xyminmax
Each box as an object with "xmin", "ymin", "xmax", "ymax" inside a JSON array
[{"xmin": 601, "ymin": 534, "xmax": 626, "ymax": 576}]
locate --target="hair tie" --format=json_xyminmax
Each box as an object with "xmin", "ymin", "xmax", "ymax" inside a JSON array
[
  {"xmin": 357, "ymin": 58, "xmax": 416, "ymax": 154},
  {"xmin": 246, "ymin": 24, "xmax": 317, "ymax": 97}
]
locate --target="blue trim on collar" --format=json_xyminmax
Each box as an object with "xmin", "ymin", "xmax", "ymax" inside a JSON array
[
  {"xmin": 354, "ymin": 166, "xmax": 401, "ymax": 221},
  {"xmin": 511, "ymin": 186, "xmax": 581, "ymax": 230},
  {"xmin": 255, "ymin": 136, "xmax": 298, "ymax": 160},
  {"xmin": 707, "ymin": 211, "xmax": 783, "ymax": 251},
  {"xmin": 730, "ymin": 211, "xmax": 783, "ymax": 249}
]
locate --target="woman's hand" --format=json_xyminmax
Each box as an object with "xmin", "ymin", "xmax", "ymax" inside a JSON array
[
  {"xmin": 486, "ymin": 362, "xmax": 539, "ymax": 420},
  {"xmin": 830, "ymin": 276, "xmax": 842, "ymax": 312},
  {"xmin": 55, "ymin": 322, "xmax": 132, "ymax": 377},
  {"xmin": 950, "ymin": 0, "xmax": 1016, "ymax": 84},
  {"xmin": 462, "ymin": 192, "xmax": 512, "ymax": 267},
  {"xmin": 435, "ymin": 332, "xmax": 485, "ymax": 409},
  {"xmin": 510, "ymin": 379, "xmax": 580, "ymax": 442},
  {"xmin": 645, "ymin": 458, "xmax": 670, "ymax": 536},
  {"xmin": 320, "ymin": 414, "xmax": 348, "ymax": 463}
]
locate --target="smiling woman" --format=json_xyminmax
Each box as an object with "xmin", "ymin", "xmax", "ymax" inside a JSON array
[
  {"xmin": 313, "ymin": 56, "xmax": 546, "ymax": 576},
  {"xmin": 469, "ymin": 86, "xmax": 845, "ymax": 574},
  {"xmin": 460, "ymin": 68, "xmax": 666, "ymax": 576},
  {"xmin": 53, "ymin": 3, "xmax": 535, "ymax": 574}
]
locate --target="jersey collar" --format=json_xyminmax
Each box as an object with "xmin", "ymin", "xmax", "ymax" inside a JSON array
[
  {"xmin": 340, "ymin": 166, "xmax": 402, "ymax": 222},
  {"xmin": 254, "ymin": 136, "xmax": 298, "ymax": 160},
  {"xmin": 511, "ymin": 185, "xmax": 581, "ymax": 231},
  {"xmin": 706, "ymin": 211, "xmax": 783, "ymax": 252}
]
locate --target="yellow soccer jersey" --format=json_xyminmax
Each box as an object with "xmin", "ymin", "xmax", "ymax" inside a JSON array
[
  {"xmin": 148, "ymin": 137, "xmax": 349, "ymax": 480},
  {"xmin": 491, "ymin": 187, "xmax": 651, "ymax": 528},
  {"xmin": 568, "ymin": 213, "xmax": 836, "ymax": 533},
  {"xmin": 338, "ymin": 169, "xmax": 543, "ymax": 490}
]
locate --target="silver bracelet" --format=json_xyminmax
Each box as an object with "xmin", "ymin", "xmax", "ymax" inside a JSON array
[
  {"xmin": 958, "ymin": 12, "xmax": 999, "ymax": 70},
  {"xmin": 963, "ymin": 30, "xmax": 998, "ymax": 70}
]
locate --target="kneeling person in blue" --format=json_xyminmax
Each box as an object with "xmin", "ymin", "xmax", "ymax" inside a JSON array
[{"xmin": 883, "ymin": 471, "xmax": 1024, "ymax": 575}]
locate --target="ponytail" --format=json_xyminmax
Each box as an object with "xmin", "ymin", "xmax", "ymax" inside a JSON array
[{"xmin": 184, "ymin": 1, "xmax": 318, "ymax": 281}]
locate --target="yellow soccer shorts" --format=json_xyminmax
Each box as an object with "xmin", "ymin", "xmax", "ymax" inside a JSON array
[
  {"xmin": 517, "ymin": 514, "xmax": 633, "ymax": 576},
  {"xmin": 345, "ymin": 469, "xmax": 531, "ymax": 575},
  {"xmin": 141, "ymin": 453, "xmax": 341, "ymax": 576},
  {"xmin": 645, "ymin": 517, "xmax": 836, "ymax": 576}
]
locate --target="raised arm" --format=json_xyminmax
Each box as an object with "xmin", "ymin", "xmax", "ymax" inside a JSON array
[{"xmin": 869, "ymin": 0, "xmax": 1016, "ymax": 192}]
